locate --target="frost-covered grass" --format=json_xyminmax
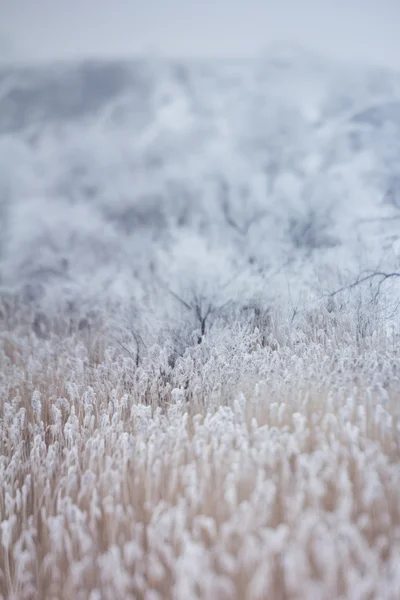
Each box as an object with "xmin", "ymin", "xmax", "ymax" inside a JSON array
[{"xmin": 1, "ymin": 315, "xmax": 400, "ymax": 600}]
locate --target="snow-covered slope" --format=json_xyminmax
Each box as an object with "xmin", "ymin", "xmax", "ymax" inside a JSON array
[{"xmin": 1, "ymin": 50, "xmax": 400, "ymax": 321}]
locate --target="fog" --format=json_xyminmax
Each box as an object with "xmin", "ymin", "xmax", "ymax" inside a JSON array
[{"xmin": 2, "ymin": 0, "xmax": 400, "ymax": 69}]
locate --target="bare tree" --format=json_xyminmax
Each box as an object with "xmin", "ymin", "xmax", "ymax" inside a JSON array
[
  {"xmin": 218, "ymin": 178, "xmax": 268, "ymax": 237},
  {"xmin": 165, "ymin": 284, "xmax": 232, "ymax": 344}
]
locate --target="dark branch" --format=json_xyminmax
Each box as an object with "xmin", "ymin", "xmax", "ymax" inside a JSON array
[
  {"xmin": 165, "ymin": 286, "xmax": 193, "ymax": 312},
  {"xmin": 329, "ymin": 271, "xmax": 400, "ymax": 297}
]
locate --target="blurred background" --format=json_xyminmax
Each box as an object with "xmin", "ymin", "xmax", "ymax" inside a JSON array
[{"xmin": 1, "ymin": 0, "xmax": 400, "ymax": 343}]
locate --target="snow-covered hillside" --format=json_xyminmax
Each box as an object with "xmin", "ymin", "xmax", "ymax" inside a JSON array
[{"xmin": 1, "ymin": 50, "xmax": 400, "ymax": 327}]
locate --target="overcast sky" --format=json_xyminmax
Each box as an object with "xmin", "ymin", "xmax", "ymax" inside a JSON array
[{"xmin": 1, "ymin": 0, "xmax": 400, "ymax": 68}]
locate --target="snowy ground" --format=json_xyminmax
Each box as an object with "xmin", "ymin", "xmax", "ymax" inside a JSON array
[{"xmin": 1, "ymin": 51, "xmax": 400, "ymax": 599}]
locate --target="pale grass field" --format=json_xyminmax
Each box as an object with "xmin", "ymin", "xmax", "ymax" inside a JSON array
[{"xmin": 1, "ymin": 322, "xmax": 400, "ymax": 600}]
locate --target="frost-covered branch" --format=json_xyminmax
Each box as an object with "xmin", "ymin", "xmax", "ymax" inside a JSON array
[{"xmin": 329, "ymin": 270, "xmax": 400, "ymax": 297}]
